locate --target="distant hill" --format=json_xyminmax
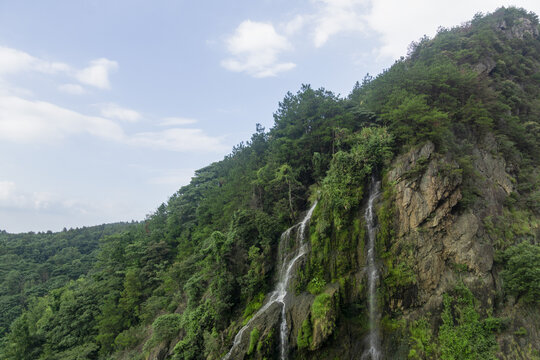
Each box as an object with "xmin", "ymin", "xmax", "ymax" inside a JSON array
[{"xmin": 0, "ymin": 223, "xmax": 135, "ymax": 338}]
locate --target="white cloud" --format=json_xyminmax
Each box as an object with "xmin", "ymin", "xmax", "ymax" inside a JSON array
[
  {"xmin": 99, "ymin": 102, "xmax": 141, "ymax": 122},
  {"xmin": 221, "ymin": 20, "xmax": 296, "ymax": 77},
  {"xmin": 0, "ymin": 46, "xmax": 70, "ymax": 75},
  {"xmin": 0, "ymin": 46, "xmax": 120, "ymax": 92},
  {"xmin": 0, "ymin": 95, "xmax": 125, "ymax": 143},
  {"xmin": 148, "ymin": 168, "xmax": 195, "ymax": 186},
  {"xmin": 76, "ymin": 58, "xmax": 118, "ymax": 89},
  {"xmin": 130, "ymin": 128, "xmax": 228, "ymax": 152},
  {"xmin": 0, "ymin": 180, "xmax": 57, "ymax": 210},
  {"xmin": 364, "ymin": 0, "xmax": 540, "ymax": 59},
  {"xmin": 0, "ymin": 181, "xmax": 16, "ymax": 203},
  {"xmin": 283, "ymin": 15, "xmax": 308, "ymax": 35},
  {"xmin": 0, "ymin": 94, "xmax": 226, "ymax": 152},
  {"xmin": 58, "ymin": 83, "xmax": 86, "ymax": 95},
  {"xmin": 223, "ymin": 0, "xmax": 540, "ymax": 75},
  {"xmin": 311, "ymin": 0, "xmax": 367, "ymax": 47},
  {"xmin": 159, "ymin": 117, "xmax": 198, "ymax": 126}
]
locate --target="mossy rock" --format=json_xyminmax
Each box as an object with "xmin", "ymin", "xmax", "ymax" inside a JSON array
[{"xmin": 310, "ymin": 286, "xmax": 340, "ymax": 350}]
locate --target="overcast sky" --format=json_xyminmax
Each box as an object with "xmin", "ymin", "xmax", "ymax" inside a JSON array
[{"xmin": 1, "ymin": 0, "xmax": 539, "ymax": 233}]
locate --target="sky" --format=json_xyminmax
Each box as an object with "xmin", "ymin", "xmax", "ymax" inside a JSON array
[{"xmin": 1, "ymin": 0, "xmax": 539, "ymax": 233}]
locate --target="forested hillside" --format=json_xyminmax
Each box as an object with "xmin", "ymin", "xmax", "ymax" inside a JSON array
[
  {"xmin": 0, "ymin": 223, "xmax": 134, "ymax": 340},
  {"xmin": 1, "ymin": 7, "xmax": 539, "ymax": 360}
]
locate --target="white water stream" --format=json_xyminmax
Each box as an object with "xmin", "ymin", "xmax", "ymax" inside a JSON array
[
  {"xmin": 361, "ymin": 178, "xmax": 382, "ymax": 360},
  {"xmin": 223, "ymin": 202, "xmax": 317, "ymax": 360}
]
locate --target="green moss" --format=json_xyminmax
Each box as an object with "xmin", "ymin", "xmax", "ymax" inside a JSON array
[
  {"xmin": 514, "ymin": 327, "xmax": 527, "ymax": 337},
  {"xmin": 312, "ymin": 293, "xmax": 333, "ymax": 320},
  {"xmin": 297, "ymin": 317, "xmax": 313, "ymax": 349},
  {"xmin": 247, "ymin": 327, "xmax": 260, "ymax": 355},
  {"xmin": 376, "ymin": 179, "xmax": 396, "ymax": 252},
  {"xmin": 242, "ymin": 292, "xmax": 265, "ymax": 325},
  {"xmin": 384, "ymin": 261, "xmax": 416, "ymax": 290},
  {"xmin": 256, "ymin": 328, "xmax": 275, "ymax": 356},
  {"xmin": 450, "ymin": 262, "xmax": 469, "ymax": 273}
]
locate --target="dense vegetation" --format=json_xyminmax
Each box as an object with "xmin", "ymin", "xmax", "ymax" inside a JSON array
[
  {"xmin": 0, "ymin": 223, "xmax": 133, "ymax": 339},
  {"xmin": 1, "ymin": 7, "xmax": 539, "ymax": 360}
]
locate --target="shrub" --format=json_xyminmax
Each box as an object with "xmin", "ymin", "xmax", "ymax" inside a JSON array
[
  {"xmin": 311, "ymin": 293, "xmax": 332, "ymax": 320},
  {"xmin": 438, "ymin": 284, "xmax": 498, "ymax": 360},
  {"xmin": 501, "ymin": 241, "xmax": 540, "ymax": 304},
  {"xmin": 297, "ymin": 317, "xmax": 313, "ymax": 349},
  {"xmin": 152, "ymin": 313, "xmax": 182, "ymax": 343}
]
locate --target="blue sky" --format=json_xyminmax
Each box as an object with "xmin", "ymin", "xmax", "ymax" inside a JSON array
[{"xmin": 1, "ymin": 0, "xmax": 539, "ymax": 233}]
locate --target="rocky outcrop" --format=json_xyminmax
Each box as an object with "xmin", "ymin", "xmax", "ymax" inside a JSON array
[
  {"xmin": 388, "ymin": 142, "xmax": 462, "ymax": 237},
  {"xmin": 309, "ymin": 286, "xmax": 339, "ymax": 350},
  {"xmin": 385, "ymin": 140, "xmax": 512, "ymax": 313},
  {"xmin": 223, "ymin": 301, "xmax": 281, "ymax": 360},
  {"xmin": 496, "ymin": 17, "xmax": 539, "ymax": 40},
  {"xmin": 473, "ymin": 57, "xmax": 496, "ymax": 74}
]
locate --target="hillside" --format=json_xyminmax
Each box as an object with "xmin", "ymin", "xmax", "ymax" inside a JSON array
[
  {"xmin": 1, "ymin": 7, "xmax": 539, "ymax": 360},
  {"xmin": 0, "ymin": 223, "xmax": 135, "ymax": 339}
]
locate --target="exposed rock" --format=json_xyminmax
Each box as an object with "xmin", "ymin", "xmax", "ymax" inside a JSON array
[
  {"xmin": 288, "ymin": 292, "xmax": 315, "ymax": 349},
  {"xmin": 223, "ymin": 301, "xmax": 281, "ymax": 360},
  {"xmin": 472, "ymin": 146, "xmax": 513, "ymax": 217},
  {"xmin": 496, "ymin": 17, "xmax": 539, "ymax": 40},
  {"xmin": 443, "ymin": 212, "xmax": 493, "ymax": 274},
  {"xmin": 473, "ymin": 57, "xmax": 496, "ymax": 74},
  {"xmin": 309, "ymin": 285, "xmax": 339, "ymax": 350},
  {"xmin": 384, "ymin": 139, "xmax": 511, "ymax": 313},
  {"xmin": 388, "ymin": 142, "xmax": 462, "ymax": 236}
]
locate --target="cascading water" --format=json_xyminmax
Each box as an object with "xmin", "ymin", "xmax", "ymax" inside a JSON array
[
  {"xmin": 223, "ymin": 202, "xmax": 317, "ymax": 360},
  {"xmin": 361, "ymin": 178, "xmax": 382, "ymax": 360}
]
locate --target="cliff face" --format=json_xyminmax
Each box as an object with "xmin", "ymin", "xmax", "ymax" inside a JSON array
[
  {"xmin": 226, "ymin": 135, "xmax": 539, "ymax": 360},
  {"xmin": 386, "ymin": 139, "xmax": 505, "ymax": 312},
  {"xmin": 380, "ymin": 136, "xmax": 540, "ymax": 359}
]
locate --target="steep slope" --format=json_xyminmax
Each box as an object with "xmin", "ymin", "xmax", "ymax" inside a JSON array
[{"xmin": 0, "ymin": 7, "xmax": 539, "ymax": 360}]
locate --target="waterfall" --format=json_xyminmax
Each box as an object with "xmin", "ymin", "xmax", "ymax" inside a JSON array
[
  {"xmin": 223, "ymin": 202, "xmax": 317, "ymax": 360},
  {"xmin": 361, "ymin": 178, "xmax": 382, "ymax": 360}
]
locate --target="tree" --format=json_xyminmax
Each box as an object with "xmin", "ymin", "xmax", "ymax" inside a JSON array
[{"xmin": 501, "ymin": 241, "xmax": 540, "ymax": 304}]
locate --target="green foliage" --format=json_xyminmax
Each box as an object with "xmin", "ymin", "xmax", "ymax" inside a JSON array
[
  {"xmin": 0, "ymin": 223, "xmax": 132, "ymax": 338},
  {"xmin": 408, "ymin": 318, "xmax": 435, "ymax": 359},
  {"xmin": 500, "ymin": 241, "xmax": 540, "ymax": 304},
  {"xmin": 320, "ymin": 126, "xmax": 393, "ymax": 229},
  {"xmin": 114, "ymin": 326, "xmax": 144, "ymax": 350},
  {"xmin": 382, "ymin": 93, "xmax": 450, "ymax": 147},
  {"xmin": 297, "ymin": 317, "xmax": 313, "ymax": 350},
  {"xmin": 242, "ymin": 292, "xmax": 265, "ymax": 325},
  {"xmin": 438, "ymin": 284, "xmax": 498, "ymax": 360},
  {"xmin": 312, "ymin": 293, "xmax": 332, "ymax": 320},
  {"xmin": 256, "ymin": 328, "xmax": 275, "ymax": 357},
  {"xmin": 484, "ymin": 208, "xmax": 538, "ymax": 249},
  {"xmin": 384, "ymin": 262, "xmax": 416, "ymax": 290},
  {"xmin": 307, "ymin": 276, "xmax": 326, "ymax": 295},
  {"xmin": 247, "ymin": 327, "xmax": 259, "ymax": 355},
  {"xmin": 152, "ymin": 313, "xmax": 182, "ymax": 343},
  {"xmin": 2, "ymin": 8, "xmax": 540, "ymax": 360}
]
